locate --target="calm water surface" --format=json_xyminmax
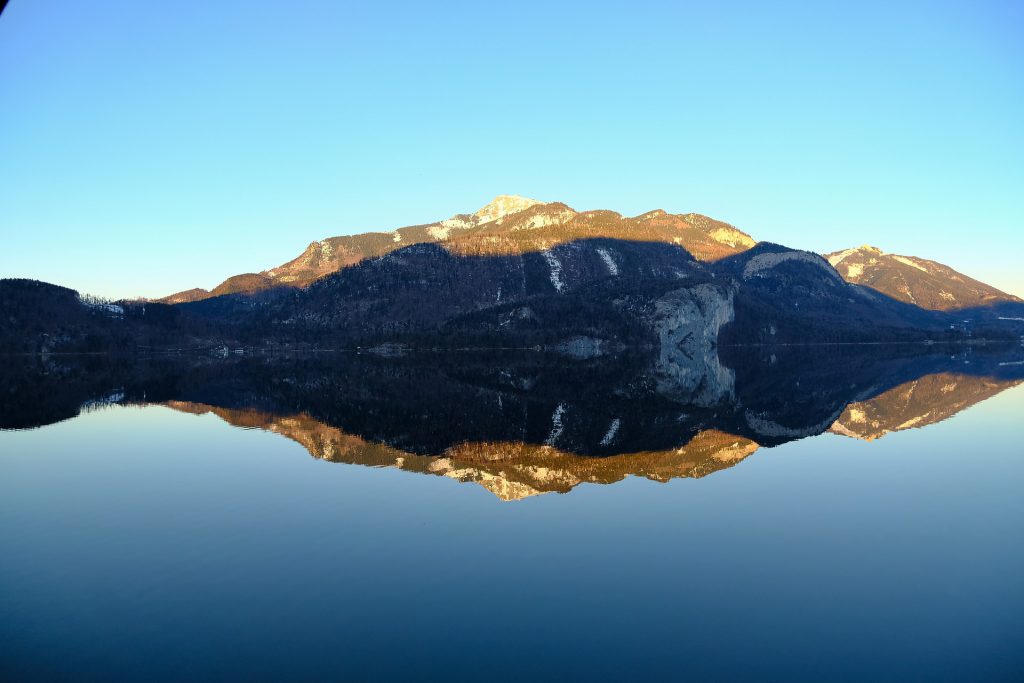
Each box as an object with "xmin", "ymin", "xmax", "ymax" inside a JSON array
[{"xmin": 2, "ymin": 348, "xmax": 1023, "ymax": 681}]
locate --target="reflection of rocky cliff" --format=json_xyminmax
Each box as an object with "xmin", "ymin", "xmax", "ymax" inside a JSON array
[
  {"xmin": 165, "ymin": 401, "xmax": 758, "ymax": 500},
  {"xmin": 652, "ymin": 284, "xmax": 736, "ymax": 405},
  {"xmin": 829, "ymin": 373, "xmax": 1022, "ymax": 441}
]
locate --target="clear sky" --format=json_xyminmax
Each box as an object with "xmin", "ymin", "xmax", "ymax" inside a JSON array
[{"xmin": 1, "ymin": 0, "xmax": 1021, "ymax": 300}]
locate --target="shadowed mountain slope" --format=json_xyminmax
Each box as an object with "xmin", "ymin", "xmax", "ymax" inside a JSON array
[
  {"xmin": 0, "ymin": 279, "xmax": 191, "ymax": 354},
  {"xmin": 178, "ymin": 238, "xmax": 979, "ymax": 350}
]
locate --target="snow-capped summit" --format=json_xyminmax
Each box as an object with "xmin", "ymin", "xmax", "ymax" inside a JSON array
[{"xmin": 473, "ymin": 195, "xmax": 546, "ymax": 224}]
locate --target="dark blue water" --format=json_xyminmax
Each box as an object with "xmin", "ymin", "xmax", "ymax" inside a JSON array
[{"xmin": 2, "ymin": 352, "xmax": 1023, "ymax": 681}]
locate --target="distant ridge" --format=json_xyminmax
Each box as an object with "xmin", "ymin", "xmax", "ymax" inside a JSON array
[{"xmin": 825, "ymin": 245, "xmax": 1021, "ymax": 311}]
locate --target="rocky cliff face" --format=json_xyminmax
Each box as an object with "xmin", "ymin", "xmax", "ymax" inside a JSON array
[{"xmin": 651, "ymin": 284, "xmax": 736, "ymax": 406}]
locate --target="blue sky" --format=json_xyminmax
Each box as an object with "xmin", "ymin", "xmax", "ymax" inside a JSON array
[{"xmin": 1, "ymin": 0, "xmax": 1021, "ymax": 299}]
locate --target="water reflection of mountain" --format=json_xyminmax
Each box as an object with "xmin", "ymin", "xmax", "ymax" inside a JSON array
[
  {"xmin": 166, "ymin": 401, "xmax": 758, "ymax": 500},
  {"xmin": 829, "ymin": 372, "xmax": 1022, "ymax": 440},
  {"xmin": 2, "ymin": 345, "xmax": 1022, "ymax": 498}
]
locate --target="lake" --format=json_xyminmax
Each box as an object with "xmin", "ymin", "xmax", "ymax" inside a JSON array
[{"xmin": 2, "ymin": 346, "xmax": 1023, "ymax": 681}]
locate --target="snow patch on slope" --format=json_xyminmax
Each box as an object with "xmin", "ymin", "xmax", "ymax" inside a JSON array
[
  {"xmin": 542, "ymin": 249, "xmax": 566, "ymax": 293},
  {"xmin": 600, "ymin": 418, "xmax": 621, "ymax": 446},
  {"xmin": 892, "ymin": 255, "xmax": 929, "ymax": 272},
  {"xmin": 596, "ymin": 248, "xmax": 619, "ymax": 276},
  {"xmin": 545, "ymin": 403, "xmax": 567, "ymax": 446},
  {"xmin": 79, "ymin": 297, "xmax": 124, "ymax": 316}
]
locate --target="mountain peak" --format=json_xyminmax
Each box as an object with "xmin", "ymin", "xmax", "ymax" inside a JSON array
[
  {"xmin": 473, "ymin": 195, "xmax": 545, "ymax": 224},
  {"xmin": 827, "ymin": 244, "xmax": 883, "ymax": 267}
]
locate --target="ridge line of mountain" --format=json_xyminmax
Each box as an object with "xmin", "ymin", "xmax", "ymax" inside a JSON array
[
  {"xmin": 156, "ymin": 195, "xmax": 1019, "ymax": 314},
  {"xmin": 157, "ymin": 194, "xmax": 756, "ymax": 303}
]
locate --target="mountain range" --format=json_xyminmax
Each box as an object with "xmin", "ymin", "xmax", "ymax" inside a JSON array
[{"xmin": 2, "ymin": 194, "xmax": 1023, "ymax": 354}]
